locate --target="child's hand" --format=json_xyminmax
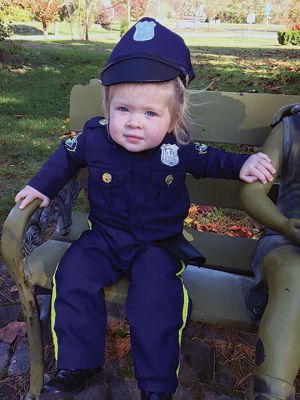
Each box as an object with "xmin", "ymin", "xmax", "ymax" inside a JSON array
[
  {"xmin": 15, "ymin": 185, "xmax": 50, "ymax": 209},
  {"xmin": 282, "ymin": 219, "xmax": 300, "ymax": 245},
  {"xmin": 239, "ymin": 152, "xmax": 276, "ymax": 184}
]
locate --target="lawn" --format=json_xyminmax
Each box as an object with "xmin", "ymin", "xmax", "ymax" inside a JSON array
[{"xmin": 0, "ymin": 33, "xmax": 300, "ymax": 226}]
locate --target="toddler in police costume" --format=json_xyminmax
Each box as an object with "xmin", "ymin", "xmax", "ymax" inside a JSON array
[{"xmin": 15, "ymin": 18, "xmax": 276, "ymax": 400}]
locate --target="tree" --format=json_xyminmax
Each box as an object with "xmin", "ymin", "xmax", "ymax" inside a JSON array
[
  {"xmin": 59, "ymin": 0, "xmax": 100, "ymax": 41},
  {"xmin": 21, "ymin": 0, "xmax": 61, "ymax": 38},
  {"xmin": 111, "ymin": 0, "xmax": 127, "ymax": 20},
  {"xmin": 288, "ymin": 0, "xmax": 300, "ymax": 23},
  {"xmin": 131, "ymin": 0, "xmax": 146, "ymax": 19},
  {"xmin": 203, "ymin": 0, "xmax": 229, "ymax": 21}
]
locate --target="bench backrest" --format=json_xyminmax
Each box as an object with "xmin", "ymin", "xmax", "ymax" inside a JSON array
[{"xmin": 69, "ymin": 79, "xmax": 300, "ymax": 275}]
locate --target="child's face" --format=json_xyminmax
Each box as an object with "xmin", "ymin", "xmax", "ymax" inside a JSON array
[{"xmin": 108, "ymin": 83, "xmax": 172, "ymax": 152}]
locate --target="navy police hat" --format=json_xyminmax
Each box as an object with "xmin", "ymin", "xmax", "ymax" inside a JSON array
[{"xmin": 100, "ymin": 17, "xmax": 195, "ymax": 87}]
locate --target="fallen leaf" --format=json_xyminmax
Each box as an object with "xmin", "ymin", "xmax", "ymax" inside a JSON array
[
  {"xmin": 59, "ymin": 130, "xmax": 77, "ymax": 140},
  {"xmin": 194, "ymin": 222, "xmax": 203, "ymax": 232},
  {"xmin": 197, "ymin": 204, "xmax": 213, "ymax": 214},
  {"xmin": 228, "ymin": 225, "xmax": 241, "ymax": 231},
  {"xmin": 203, "ymin": 223, "xmax": 218, "ymax": 233},
  {"xmin": 0, "ymin": 321, "xmax": 27, "ymax": 344},
  {"xmin": 237, "ymin": 227, "xmax": 252, "ymax": 238}
]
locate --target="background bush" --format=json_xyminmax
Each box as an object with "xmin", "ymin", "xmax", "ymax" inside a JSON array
[
  {"xmin": 277, "ymin": 29, "xmax": 300, "ymax": 45},
  {"xmin": 120, "ymin": 19, "xmax": 129, "ymax": 37},
  {"xmin": 0, "ymin": 20, "xmax": 12, "ymax": 41}
]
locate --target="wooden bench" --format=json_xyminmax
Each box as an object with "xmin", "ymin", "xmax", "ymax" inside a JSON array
[{"xmin": 2, "ymin": 79, "xmax": 300, "ymax": 399}]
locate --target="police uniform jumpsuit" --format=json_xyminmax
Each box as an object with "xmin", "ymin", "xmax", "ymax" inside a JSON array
[{"xmin": 28, "ymin": 117, "xmax": 248, "ymax": 394}]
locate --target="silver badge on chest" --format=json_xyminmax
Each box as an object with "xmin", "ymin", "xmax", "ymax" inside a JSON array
[
  {"xmin": 133, "ymin": 20, "xmax": 156, "ymax": 41},
  {"xmin": 161, "ymin": 144, "xmax": 179, "ymax": 166}
]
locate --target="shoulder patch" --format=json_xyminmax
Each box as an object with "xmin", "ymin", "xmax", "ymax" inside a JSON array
[
  {"xmin": 194, "ymin": 141, "xmax": 208, "ymax": 155},
  {"xmin": 64, "ymin": 133, "xmax": 81, "ymax": 152}
]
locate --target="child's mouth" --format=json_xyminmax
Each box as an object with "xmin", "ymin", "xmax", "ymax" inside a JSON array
[{"xmin": 125, "ymin": 135, "xmax": 143, "ymax": 143}]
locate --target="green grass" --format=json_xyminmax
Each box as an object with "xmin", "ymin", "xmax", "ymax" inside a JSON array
[
  {"xmin": 0, "ymin": 34, "xmax": 300, "ymax": 225},
  {"xmin": 10, "ymin": 20, "xmax": 120, "ymax": 36}
]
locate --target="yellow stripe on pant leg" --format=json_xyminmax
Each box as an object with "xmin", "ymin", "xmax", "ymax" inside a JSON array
[
  {"xmin": 176, "ymin": 261, "xmax": 189, "ymax": 376},
  {"xmin": 51, "ymin": 264, "xmax": 59, "ymax": 361}
]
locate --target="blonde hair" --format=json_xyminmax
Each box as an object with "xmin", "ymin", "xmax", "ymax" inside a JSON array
[{"xmin": 102, "ymin": 77, "xmax": 191, "ymax": 145}]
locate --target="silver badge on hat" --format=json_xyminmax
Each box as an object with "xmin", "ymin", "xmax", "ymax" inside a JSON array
[
  {"xmin": 133, "ymin": 20, "xmax": 156, "ymax": 41},
  {"xmin": 161, "ymin": 144, "xmax": 179, "ymax": 166}
]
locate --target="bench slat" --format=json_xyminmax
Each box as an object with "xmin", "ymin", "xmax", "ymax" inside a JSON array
[
  {"xmin": 183, "ymin": 229, "xmax": 256, "ymax": 274},
  {"xmin": 182, "ymin": 266, "xmax": 257, "ymax": 332},
  {"xmin": 186, "ymin": 176, "xmax": 279, "ymax": 208},
  {"xmin": 53, "ymin": 213, "xmax": 258, "ymax": 275},
  {"xmin": 70, "ymin": 81, "xmax": 300, "ymax": 148},
  {"xmin": 27, "ymin": 241, "xmax": 257, "ymax": 332},
  {"xmin": 189, "ymin": 91, "xmax": 300, "ymax": 145}
]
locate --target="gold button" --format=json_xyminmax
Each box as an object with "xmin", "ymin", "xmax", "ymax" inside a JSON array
[
  {"xmin": 165, "ymin": 175, "xmax": 174, "ymax": 185},
  {"xmin": 102, "ymin": 172, "xmax": 112, "ymax": 183}
]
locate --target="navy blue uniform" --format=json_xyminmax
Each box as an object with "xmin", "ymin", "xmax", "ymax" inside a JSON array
[{"xmin": 29, "ymin": 117, "xmax": 248, "ymax": 393}]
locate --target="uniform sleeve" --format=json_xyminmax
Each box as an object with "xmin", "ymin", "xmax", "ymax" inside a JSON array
[
  {"xmin": 187, "ymin": 142, "xmax": 249, "ymax": 180},
  {"xmin": 27, "ymin": 129, "xmax": 87, "ymax": 199}
]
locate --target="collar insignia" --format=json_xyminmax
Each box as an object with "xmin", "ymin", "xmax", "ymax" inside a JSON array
[
  {"xmin": 161, "ymin": 143, "xmax": 179, "ymax": 166},
  {"xmin": 99, "ymin": 118, "xmax": 109, "ymax": 126},
  {"xmin": 133, "ymin": 20, "xmax": 156, "ymax": 41}
]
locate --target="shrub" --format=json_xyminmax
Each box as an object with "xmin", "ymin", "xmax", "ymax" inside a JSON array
[
  {"xmin": 0, "ymin": 20, "xmax": 12, "ymax": 41},
  {"xmin": 120, "ymin": 19, "xmax": 129, "ymax": 37},
  {"xmin": 277, "ymin": 30, "xmax": 300, "ymax": 45}
]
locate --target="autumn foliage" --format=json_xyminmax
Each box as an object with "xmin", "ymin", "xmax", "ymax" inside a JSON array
[
  {"xmin": 185, "ymin": 204, "xmax": 262, "ymax": 239},
  {"xmin": 20, "ymin": 0, "xmax": 61, "ymax": 31}
]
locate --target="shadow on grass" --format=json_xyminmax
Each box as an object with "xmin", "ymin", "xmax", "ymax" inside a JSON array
[
  {"xmin": 11, "ymin": 24, "xmax": 44, "ymax": 35},
  {"xmin": 189, "ymin": 45, "xmax": 300, "ymax": 59}
]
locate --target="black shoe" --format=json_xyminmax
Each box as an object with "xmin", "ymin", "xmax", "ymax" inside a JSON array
[
  {"xmin": 41, "ymin": 367, "xmax": 102, "ymax": 399},
  {"xmin": 141, "ymin": 392, "xmax": 172, "ymax": 400}
]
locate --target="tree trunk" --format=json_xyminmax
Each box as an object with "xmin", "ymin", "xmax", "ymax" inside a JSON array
[
  {"xmin": 69, "ymin": 20, "xmax": 74, "ymax": 40},
  {"xmin": 54, "ymin": 20, "xmax": 59, "ymax": 36},
  {"xmin": 43, "ymin": 22, "xmax": 48, "ymax": 40},
  {"xmin": 84, "ymin": 0, "xmax": 89, "ymax": 41}
]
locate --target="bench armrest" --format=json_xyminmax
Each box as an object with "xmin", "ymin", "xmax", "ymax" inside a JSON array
[{"xmin": 1, "ymin": 199, "xmax": 41, "ymax": 282}]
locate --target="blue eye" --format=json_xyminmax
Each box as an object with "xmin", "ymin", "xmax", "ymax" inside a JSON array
[
  {"xmin": 145, "ymin": 111, "xmax": 156, "ymax": 117},
  {"xmin": 119, "ymin": 106, "xmax": 128, "ymax": 112}
]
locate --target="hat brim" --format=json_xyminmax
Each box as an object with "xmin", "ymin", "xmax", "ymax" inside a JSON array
[{"xmin": 101, "ymin": 57, "xmax": 182, "ymax": 86}]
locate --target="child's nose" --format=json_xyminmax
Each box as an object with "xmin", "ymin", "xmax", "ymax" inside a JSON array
[{"xmin": 126, "ymin": 113, "xmax": 142, "ymax": 129}]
